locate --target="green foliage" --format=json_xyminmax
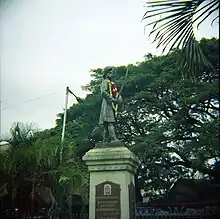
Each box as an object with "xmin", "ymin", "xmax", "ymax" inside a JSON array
[
  {"xmin": 0, "ymin": 125, "xmax": 89, "ymax": 207},
  {"xmin": 142, "ymin": 0, "xmax": 219, "ymax": 78},
  {"xmin": 1, "ymin": 38, "xmax": 218, "ymax": 203},
  {"xmin": 57, "ymin": 38, "xmax": 219, "ymax": 198}
]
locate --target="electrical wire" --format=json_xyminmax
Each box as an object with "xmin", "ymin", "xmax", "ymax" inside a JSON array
[{"xmin": 1, "ymin": 93, "xmax": 55, "ymax": 111}]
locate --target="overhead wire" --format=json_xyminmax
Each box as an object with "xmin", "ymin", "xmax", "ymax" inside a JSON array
[{"xmin": 1, "ymin": 93, "xmax": 55, "ymax": 111}]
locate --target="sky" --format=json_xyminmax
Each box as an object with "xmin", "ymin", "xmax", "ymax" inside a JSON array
[{"xmin": 0, "ymin": 0, "xmax": 219, "ymax": 137}]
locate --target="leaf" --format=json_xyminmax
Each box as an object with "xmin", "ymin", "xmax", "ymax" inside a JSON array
[{"xmin": 142, "ymin": 0, "xmax": 219, "ymax": 77}]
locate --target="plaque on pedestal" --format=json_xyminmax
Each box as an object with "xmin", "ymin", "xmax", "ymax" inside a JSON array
[{"xmin": 95, "ymin": 181, "xmax": 121, "ymax": 219}]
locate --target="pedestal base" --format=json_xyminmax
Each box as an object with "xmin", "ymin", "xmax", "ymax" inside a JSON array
[{"xmin": 83, "ymin": 146, "xmax": 140, "ymax": 219}]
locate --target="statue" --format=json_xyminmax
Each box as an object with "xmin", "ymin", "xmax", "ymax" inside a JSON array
[{"xmin": 98, "ymin": 66, "xmax": 123, "ymax": 143}]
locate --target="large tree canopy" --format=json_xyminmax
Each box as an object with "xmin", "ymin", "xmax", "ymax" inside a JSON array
[{"xmin": 56, "ymin": 37, "xmax": 219, "ymax": 198}]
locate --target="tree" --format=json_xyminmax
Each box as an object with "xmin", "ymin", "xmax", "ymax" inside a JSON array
[
  {"xmin": 0, "ymin": 124, "xmax": 89, "ymax": 216},
  {"xmin": 57, "ymin": 38, "xmax": 219, "ymax": 199},
  {"xmin": 142, "ymin": 0, "xmax": 219, "ymax": 78},
  {"xmin": 7, "ymin": 122, "xmax": 37, "ymax": 146}
]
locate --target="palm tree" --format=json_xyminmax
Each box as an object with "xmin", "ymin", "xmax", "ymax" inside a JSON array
[
  {"xmin": 7, "ymin": 122, "xmax": 38, "ymax": 148},
  {"xmin": 1, "ymin": 125, "xmax": 89, "ymax": 217},
  {"xmin": 142, "ymin": 0, "xmax": 219, "ymax": 78}
]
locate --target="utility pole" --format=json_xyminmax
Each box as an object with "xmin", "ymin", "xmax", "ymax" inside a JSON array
[
  {"xmin": 60, "ymin": 87, "xmax": 69, "ymax": 163},
  {"xmin": 61, "ymin": 87, "xmax": 69, "ymax": 144},
  {"xmin": 60, "ymin": 86, "xmax": 83, "ymax": 163}
]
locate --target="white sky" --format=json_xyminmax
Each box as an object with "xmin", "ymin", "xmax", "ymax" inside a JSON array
[{"xmin": 0, "ymin": 0, "xmax": 219, "ymax": 137}]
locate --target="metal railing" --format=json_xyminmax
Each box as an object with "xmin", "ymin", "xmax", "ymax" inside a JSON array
[
  {"xmin": 136, "ymin": 202, "xmax": 220, "ymax": 219},
  {"xmin": 2, "ymin": 203, "xmax": 220, "ymax": 219}
]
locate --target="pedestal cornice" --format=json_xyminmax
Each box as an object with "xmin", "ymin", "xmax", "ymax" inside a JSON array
[{"xmin": 83, "ymin": 146, "xmax": 141, "ymax": 173}]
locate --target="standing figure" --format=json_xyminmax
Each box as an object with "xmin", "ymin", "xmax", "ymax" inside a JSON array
[{"xmin": 98, "ymin": 66, "xmax": 122, "ymax": 142}]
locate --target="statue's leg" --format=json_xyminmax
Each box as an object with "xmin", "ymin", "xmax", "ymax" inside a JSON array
[
  {"xmin": 108, "ymin": 123, "xmax": 118, "ymax": 141},
  {"xmin": 103, "ymin": 123, "xmax": 108, "ymax": 142}
]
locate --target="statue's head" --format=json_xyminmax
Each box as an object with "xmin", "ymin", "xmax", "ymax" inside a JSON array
[{"xmin": 103, "ymin": 66, "xmax": 114, "ymax": 79}]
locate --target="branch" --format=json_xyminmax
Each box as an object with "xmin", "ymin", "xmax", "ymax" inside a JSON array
[
  {"xmin": 163, "ymin": 151, "xmax": 217, "ymax": 178},
  {"xmin": 209, "ymin": 102, "xmax": 219, "ymax": 111},
  {"xmin": 192, "ymin": 107, "xmax": 218, "ymax": 119},
  {"xmin": 131, "ymin": 116, "xmax": 145, "ymax": 136}
]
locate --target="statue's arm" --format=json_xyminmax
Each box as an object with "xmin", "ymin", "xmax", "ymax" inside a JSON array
[{"xmin": 101, "ymin": 80, "xmax": 114, "ymax": 104}]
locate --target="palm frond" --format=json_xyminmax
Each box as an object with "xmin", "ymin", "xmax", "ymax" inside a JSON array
[{"xmin": 142, "ymin": 0, "xmax": 219, "ymax": 78}]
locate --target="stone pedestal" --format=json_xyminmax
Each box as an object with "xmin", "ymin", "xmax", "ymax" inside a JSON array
[{"xmin": 83, "ymin": 146, "xmax": 140, "ymax": 219}]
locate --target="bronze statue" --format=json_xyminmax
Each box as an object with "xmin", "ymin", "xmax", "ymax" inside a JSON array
[{"xmin": 98, "ymin": 66, "xmax": 123, "ymax": 143}]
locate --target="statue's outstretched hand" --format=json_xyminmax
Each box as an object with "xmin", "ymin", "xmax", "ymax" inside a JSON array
[
  {"xmin": 112, "ymin": 95, "xmax": 123, "ymax": 104},
  {"xmin": 117, "ymin": 95, "xmax": 123, "ymax": 103}
]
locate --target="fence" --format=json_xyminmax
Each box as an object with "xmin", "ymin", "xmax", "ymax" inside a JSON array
[
  {"xmin": 2, "ymin": 203, "xmax": 220, "ymax": 218},
  {"xmin": 2, "ymin": 211, "xmax": 89, "ymax": 219},
  {"xmin": 23, "ymin": 214, "xmax": 88, "ymax": 219},
  {"xmin": 136, "ymin": 202, "xmax": 220, "ymax": 219}
]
